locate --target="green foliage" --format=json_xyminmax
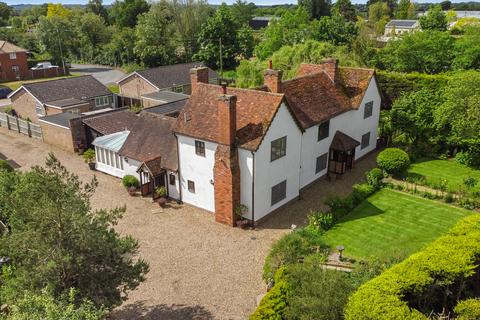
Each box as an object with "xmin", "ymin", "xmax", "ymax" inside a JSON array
[
  {"xmin": 455, "ymin": 298, "xmax": 480, "ymax": 320},
  {"xmin": 5, "ymin": 288, "xmax": 106, "ymax": 320},
  {"xmin": 377, "ymin": 148, "xmax": 410, "ymax": 176},
  {"xmin": 324, "ymin": 194, "xmax": 354, "ymax": 219},
  {"xmin": 365, "ymin": 168, "xmax": 384, "ymax": 189},
  {"xmin": 394, "ymin": 0, "xmax": 415, "ymax": 19},
  {"xmin": 109, "ymin": 0, "xmax": 150, "ymax": 28},
  {"xmin": 298, "ymin": 0, "xmax": 331, "ymax": 19},
  {"xmin": 0, "ymin": 154, "xmax": 148, "ymax": 309},
  {"xmin": 311, "ymin": 12, "xmax": 358, "ymax": 45},
  {"xmin": 453, "ymin": 26, "xmax": 480, "ymax": 70},
  {"xmin": 235, "ymin": 59, "xmax": 264, "ymax": 89},
  {"xmin": 82, "ymin": 148, "xmax": 95, "ymax": 163},
  {"xmin": 307, "ymin": 210, "xmax": 334, "ymax": 231},
  {"xmin": 351, "ymin": 183, "xmax": 375, "ymax": 205},
  {"xmin": 3, "ymin": 106, "xmax": 14, "ymax": 115},
  {"xmin": 250, "ymin": 267, "xmax": 289, "ymax": 320},
  {"xmin": 0, "ymin": 159, "xmax": 13, "ymax": 173},
  {"xmin": 262, "ymin": 228, "xmax": 326, "ymax": 281},
  {"xmin": 155, "ymin": 185, "xmax": 167, "ymax": 197},
  {"xmin": 332, "ymin": 0, "xmax": 357, "ymax": 21},
  {"xmin": 35, "ymin": 15, "xmax": 77, "ymax": 65},
  {"xmin": 230, "ymin": 0, "xmax": 256, "ymax": 26},
  {"xmin": 419, "ymin": 4, "xmax": 447, "ymax": 31},
  {"xmin": 122, "ymin": 174, "xmax": 140, "ymax": 188},
  {"xmin": 345, "ymin": 214, "xmax": 480, "ymax": 319},
  {"xmin": 368, "ymin": 1, "xmax": 390, "ymax": 35},
  {"xmin": 376, "ymin": 30, "xmax": 455, "ymax": 74}
]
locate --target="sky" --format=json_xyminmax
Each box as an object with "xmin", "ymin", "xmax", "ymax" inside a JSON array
[{"xmin": 4, "ymin": 0, "xmax": 468, "ymax": 6}]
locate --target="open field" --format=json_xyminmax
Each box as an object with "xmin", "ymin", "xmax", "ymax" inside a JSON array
[
  {"xmin": 322, "ymin": 188, "xmax": 474, "ymax": 260},
  {"xmin": 407, "ymin": 159, "xmax": 480, "ymax": 192}
]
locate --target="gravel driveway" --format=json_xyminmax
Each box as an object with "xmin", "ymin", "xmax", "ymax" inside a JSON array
[{"xmin": 0, "ymin": 128, "xmax": 377, "ymax": 319}]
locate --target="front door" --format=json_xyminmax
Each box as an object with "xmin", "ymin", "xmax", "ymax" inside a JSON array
[{"xmin": 346, "ymin": 149, "xmax": 355, "ymax": 171}]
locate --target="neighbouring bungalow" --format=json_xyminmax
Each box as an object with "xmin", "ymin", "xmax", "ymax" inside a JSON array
[
  {"xmin": 173, "ymin": 60, "xmax": 381, "ymax": 225},
  {"xmin": 381, "ymin": 20, "xmax": 420, "ymax": 41},
  {"xmin": 117, "ymin": 62, "xmax": 217, "ymax": 107}
]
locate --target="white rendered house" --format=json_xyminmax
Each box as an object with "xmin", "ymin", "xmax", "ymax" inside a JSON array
[{"xmin": 173, "ymin": 60, "xmax": 381, "ymax": 225}]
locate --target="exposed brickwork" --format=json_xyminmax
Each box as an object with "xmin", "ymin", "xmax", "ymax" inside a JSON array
[
  {"xmin": 39, "ymin": 121, "xmax": 75, "ymax": 152},
  {"xmin": 119, "ymin": 74, "xmax": 157, "ymax": 99},
  {"xmin": 10, "ymin": 89, "xmax": 39, "ymax": 122},
  {"xmin": 263, "ymin": 69, "xmax": 283, "ymax": 93},
  {"xmin": 214, "ymin": 144, "xmax": 240, "ymax": 226},
  {"xmin": 217, "ymin": 94, "xmax": 236, "ymax": 146},
  {"xmin": 190, "ymin": 67, "xmax": 209, "ymax": 92}
]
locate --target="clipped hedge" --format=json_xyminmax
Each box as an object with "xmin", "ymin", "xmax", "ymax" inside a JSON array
[
  {"xmin": 345, "ymin": 214, "xmax": 480, "ymax": 320},
  {"xmin": 251, "ymin": 267, "xmax": 289, "ymax": 320},
  {"xmin": 377, "ymin": 148, "xmax": 410, "ymax": 176},
  {"xmin": 455, "ymin": 298, "xmax": 480, "ymax": 320}
]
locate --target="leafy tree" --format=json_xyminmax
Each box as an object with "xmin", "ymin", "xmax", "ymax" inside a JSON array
[
  {"xmin": 231, "ymin": 0, "xmax": 256, "ymax": 26},
  {"xmin": 394, "ymin": 0, "xmax": 415, "ymax": 19},
  {"xmin": 298, "ymin": 0, "xmax": 332, "ymax": 19},
  {"xmin": 86, "ymin": 0, "xmax": 108, "ymax": 22},
  {"xmin": 194, "ymin": 3, "xmax": 253, "ymax": 69},
  {"xmin": 376, "ymin": 30, "xmax": 454, "ymax": 73},
  {"xmin": 368, "ymin": 1, "xmax": 390, "ymax": 34},
  {"xmin": 453, "ymin": 26, "xmax": 480, "ymax": 70},
  {"xmin": 170, "ymin": 0, "xmax": 212, "ymax": 62},
  {"xmin": 36, "ymin": 15, "xmax": 77, "ymax": 65},
  {"xmin": 0, "ymin": 154, "xmax": 149, "ymax": 308},
  {"xmin": 332, "ymin": 0, "xmax": 357, "ymax": 21},
  {"xmin": 134, "ymin": 1, "xmax": 176, "ymax": 67},
  {"xmin": 440, "ymin": 0, "xmax": 451, "ymax": 10},
  {"xmin": 0, "ymin": 2, "xmax": 12, "ymax": 26},
  {"xmin": 254, "ymin": 6, "xmax": 311, "ymax": 60},
  {"xmin": 76, "ymin": 12, "xmax": 110, "ymax": 62},
  {"xmin": 109, "ymin": 0, "xmax": 150, "ymax": 28},
  {"xmin": 419, "ymin": 4, "xmax": 447, "ymax": 31},
  {"xmin": 366, "ymin": 0, "xmax": 396, "ymax": 16},
  {"xmin": 312, "ymin": 12, "xmax": 358, "ymax": 45},
  {"xmin": 47, "ymin": 3, "xmax": 71, "ymax": 18},
  {"xmin": 236, "ymin": 59, "xmax": 264, "ymax": 88},
  {"xmin": 103, "ymin": 26, "xmax": 136, "ymax": 66}
]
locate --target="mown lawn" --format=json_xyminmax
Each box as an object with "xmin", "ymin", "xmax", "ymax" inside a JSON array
[
  {"xmin": 408, "ymin": 159, "xmax": 480, "ymax": 192},
  {"xmin": 322, "ymin": 189, "xmax": 473, "ymax": 260}
]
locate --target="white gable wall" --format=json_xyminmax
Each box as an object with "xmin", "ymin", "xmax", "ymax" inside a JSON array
[
  {"xmin": 299, "ymin": 77, "xmax": 381, "ymax": 188},
  {"xmin": 166, "ymin": 170, "xmax": 180, "ymax": 200},
  {"xmin": 177, "ymin": 135, "xmax": 217, "ymax": 211},
  {"xmin": 252, "ymin": 103, "xmax": 302, "ymax": 221},
  {"xmin": 239, "ymin": 148, "xmax": 254, "ymax": 219}
]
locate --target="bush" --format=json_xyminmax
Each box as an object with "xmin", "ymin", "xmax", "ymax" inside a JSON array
[
  {"xmin": 251, "ymin": 267, "xmax": 289, "ymax": 320},
  {"xmin": 366, "ymin": 168, "xmax": 384, "ymax": 189},
  {"xmin": 345, "ymin": 215, "xmax": 480, "ymax": 320},
  {"xmin": 325, "ymin": 195, "xmax": 354, "ymax": 220},
  {"xmin": 377, "ymin": 148, "xmax": 411, "ymax": 176},
  {"xmin": 444, "ymin": 193, "xmax": 454, "ymax": 203},
  {"xmin": 456, "ymin": 151, "xmax": 480, "ymax": 168},
  {"xmin": 0, "ymin": 159, "xmax": 13, "ymax": 172},
  {"xmin": 82, "ymin": 148, "xmax": 95, "ymax": 164},
  {"xmin": 122, "ymin": 175, "xmax": 139, "ymax": 188},
  {"xmin": 455, "ymin": 298, "xmax": 480, "ymax": 320},
  {"xmin": 351, "ymin": 183, "xmax": 375, "ymax": 206},
  {"xmin": 307, "ymin": 210, "xmax": 334, "ymax": 231},
  {"xmin": 262, "ymin": 228, "xmax": 326, "ymax": 281}
]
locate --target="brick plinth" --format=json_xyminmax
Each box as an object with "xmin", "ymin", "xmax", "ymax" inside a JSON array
[{"xmin": 214, "ymin": 145, "xmax": 240, "ymax": 226}]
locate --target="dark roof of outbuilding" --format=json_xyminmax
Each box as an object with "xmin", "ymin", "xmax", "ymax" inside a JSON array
[
  {"xmin": 119, "ymin": 113, "xmax": 178, "ymax": 171},
  {"xmin": 22, "ymin": 75, "xmax": 111, "ymax": 104},
  {"xmin": 330, "ymin": 131, "xmax": 360, "ymax": 151},
  {"xmin": 385, "ymin": 20, "xmax": 419, "ymax": 28},
  {"xmin": 125, "ymin": 62, "xmax": 217, "ymax": 90},
  {"xmin": 38, "ymin": 112, "xmax": 80, "ymax": 129},
  {"xmin": 142, "ymin": 99, "xmax": 188, "ymax": 117},
  {"xmin": 174, "ymin": 83, "xmax": 292, "ymax": 151},
  {"xmin": 82, "ymin": 110, "xmax": 138, "ymax": 135},
  {"xmin": 141, "ymin": 91, "xmax": 189, "ymax": 103},
  {"xmin": 45, "ymin": 98, "xmax": 90, "ymax": 108}
]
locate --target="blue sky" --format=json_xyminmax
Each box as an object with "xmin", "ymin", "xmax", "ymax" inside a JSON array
[{"xmin": 4, "ymin": 0, "xmax": 461, "ymax": 6}]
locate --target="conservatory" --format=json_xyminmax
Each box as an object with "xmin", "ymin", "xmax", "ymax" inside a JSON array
[{"xmin": 92, "ymin": 131, "xmax": 130, "ymax": 178}]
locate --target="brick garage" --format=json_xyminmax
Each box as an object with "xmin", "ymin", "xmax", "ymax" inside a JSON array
[{"xmin": 38, "ymin": 113, "xmax": 81, "ymax": 152}]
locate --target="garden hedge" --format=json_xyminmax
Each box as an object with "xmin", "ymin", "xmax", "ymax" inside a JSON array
[
  {"xmin": 377, "ymin": 148, "xmax": 410, "ymax": 176},
  {"xmin": 344, "ymin": 214, "xmax": 480, "ymax": 320}
]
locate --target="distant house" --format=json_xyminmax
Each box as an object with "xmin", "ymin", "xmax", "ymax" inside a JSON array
[
  {"xmin": 383, "ymin": 20, "xmax": 420, "ymax": 37},
  {"xmin": 0, "ymin": 41, "xmax": 28, "ymax": 81},
  {"xmin": 8, "ymin": 75, "xmax": 115, "ymax": 124},
  {"xmin": 249, "ymin": 16, "xmax": 277, "ymax": 30},
  {"xmin": 117, "ymin": 62, "xmax": 217, "ymax": 107}
]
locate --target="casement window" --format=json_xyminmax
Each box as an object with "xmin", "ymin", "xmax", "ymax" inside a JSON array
[
  {"xmin": 271, "ymin": 136, "xmax": 287, "ymax": 161},
  {"xmin": 95, "ymin": 96, "xmax": 110, "ymax": 108},
  {"xmin": 187, "ymin": 180, "xmax": 195, "ymax": 193},
  {"xmin": 195, "ymin": 140, "xmax": 205, "ymax": 157},
  {"xmin": 364, "ymin": 101, "xmax": 373, "ymax": 119},
  {"xmin": 361, "ymin": 132, "xmax": 371, "ymax": 149},
  {"xmin": 67, "ymin": 108, "xmax": 79, "ymax": 115},
  {"xmin": 169, "ymin": 174, "xmax": 175, "ymax": 185},
  {"xmin": 271, "ymin": 180, "xmax": 287, "ymax": 206},
  {"xmin": 315, "ymin": 153, "xmax": 328, "ymax": 174},
  {"xmin": 9, "ymin": 52, "xmax": 16, "ymax": 60},
  {"xmin": 35, "ymin": 104, "xmax": 45, "ymax": 116},
  {"xmin": 11, "ymin": 65, "xmax": 19, "ymax": 73},
  {"xmin": 318, "ymin": 120, "xmax": 330, "ymax": 141}
]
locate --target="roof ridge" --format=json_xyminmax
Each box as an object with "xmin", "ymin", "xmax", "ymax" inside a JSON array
[
  {"xmin": 197, "ymin": 82, "xmax": 284, "ymax": 98},
  {"xmin": 24, "ymin": 74, "xmax": 95, "ymax": 87}
]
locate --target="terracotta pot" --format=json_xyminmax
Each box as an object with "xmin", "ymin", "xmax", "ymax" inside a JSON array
[
  {"xmin": 127, "ymin": 187, "xmax": 137, "ymax": 196},
  {"xmin": 157, "ymin": 197, "xmax": 167, "ymax": 207},
  {"xmin": 88, "ymin": 162, "xmax": 95, "ymax": 170},
  {"xmin": 236, "ymin": 220, "xmax": 249, "ymax": 229}
]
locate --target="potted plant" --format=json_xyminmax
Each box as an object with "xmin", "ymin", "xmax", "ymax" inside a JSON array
[
  {"xmin": 83, "ymin": 148, "xmax": 96, "ymax": 170},
  {"xmin": 235, "ymin": 204, "xmax": 250, "ymax": 228},
  {"xmin": 155, "ymin": 186, "xmax": 167, "ymax": 207},
  {"xmin": 122, "ymin": 175, "xmax": 140, "ymax": 196}
]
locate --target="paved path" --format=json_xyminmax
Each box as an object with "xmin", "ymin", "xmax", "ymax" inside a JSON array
[
  {"xmin": 71, "ymin": 63, "xmax": 126, "ymax": 85},
  {"xmin": 0, "ymin": 128, "xmax": 377, "ymax": 319}
]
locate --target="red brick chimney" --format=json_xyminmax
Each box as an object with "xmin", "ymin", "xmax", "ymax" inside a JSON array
[
  {"xmin": 214, "ymin": 94, "xmax": 240, "ymax": 226},
  {"xmin": 263, "ymin": 60, "xmax": 283, "ymax": 93},
  {"xmin": 322, "ymin": 58, "xmax": 339, "ymax": 83},
  {"xmin": 190, "ymin": 67, "xmax": 209, "ymax": 92}
]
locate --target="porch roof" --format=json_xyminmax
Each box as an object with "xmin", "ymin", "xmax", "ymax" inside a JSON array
[
  {"xmin": 92, "ymin": 130, "xmax": 130, "ymax": 152},
  {"xmin": 137, "ymin": 156, "xmax": 164, "ymax": 177},
  {"xmin": 330, "ymin": 131, "xmax": 360, "ymax": 151}
]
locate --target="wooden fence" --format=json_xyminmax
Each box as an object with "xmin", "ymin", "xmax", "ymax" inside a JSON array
[{"xmin": 0, "ymin": 112, "xmax": 42, "ymax": 139}]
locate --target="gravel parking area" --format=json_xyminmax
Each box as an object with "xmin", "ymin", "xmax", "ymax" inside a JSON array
[{"xmin": 0, "ymin": 128, "xmax": 377, "ymax": 319}]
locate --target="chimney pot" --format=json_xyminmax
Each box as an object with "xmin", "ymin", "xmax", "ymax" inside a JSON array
[
  {"xmin": 268, "ymin": 60, "xmax": 273, "ymax": 69},
  {"xmin": 222, "ymin": 85, "xmax": 227, "ymax": 94},
  {"xmin": 263, "ymin": 69, "xmax": 283, "ymax": 93},
  {"xmin": 190, "ymin": 67, "xmax": 209, "ymax": 92}
]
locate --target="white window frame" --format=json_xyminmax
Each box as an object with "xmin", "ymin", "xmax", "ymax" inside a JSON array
[
  {"xmin": 35, "ymin": 104, "xmax": 45, "ymax": 117},
  {"xmin": 9, "ymin": 52, "xmax": 16, "ymax": 60},
  {"xmin": 95, "ymin": 96, "xmax": 110, "ymax": 108}
]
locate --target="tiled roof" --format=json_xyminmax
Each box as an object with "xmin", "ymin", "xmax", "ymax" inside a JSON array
[
  {"xmin": 174, "ymin": 83, "xmax": 286, "ymax": 151},
  {"xmin": 138, "ymin": 157, "xmax": 164, "ymax": 177},
  {"xmin": 330, "ymin": 131, "xmax": 360, "ymax": 151},
  {"xmin": 337, "ymin": 67, "xmax": 375, "ymax": 107},
  {"xmin": 282, "ymin": 72, "xmax": 352, "ymax": 129},
  {"xmin": 38, "ymin": 112, "xmax": 80, "ymax": 129},
  {"xmin": 0, "ymin": 41, "xmax": 27, "ymax": 53},
  {"xmin": 119, "ymin": 113, "xmax": 178, "ymax": 171},
  {"xmin": 141, "ymin": 91, "xmax": 189, "ymax": 103},
  {"xmin": 142, "ymin": 99, "xmax": 188, "ymax": 117},
  {"xmin": 23, "ymin": 75, "xmax": 111, "ymax": 104},
  {"xmin": 385, "ymin": 20, "xmax": 419, "ymax": 28},
  {"xmin": 45, "ymin": 98, "xmax": 89, "ymax": 108},
  {"xmin": 127, "ymin": 62, "xmax": 217, "ymax": 90},
  {"xmin": 83, "ymin": 110, "xmax": 138, "ymax": 135}
]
